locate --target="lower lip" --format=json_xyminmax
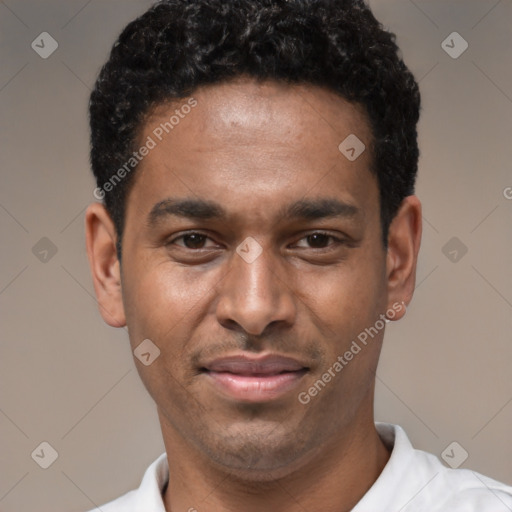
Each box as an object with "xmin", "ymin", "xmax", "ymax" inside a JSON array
[{"xmin": 205, "ymin": 371, "xmax": 307, "ymax": 402}]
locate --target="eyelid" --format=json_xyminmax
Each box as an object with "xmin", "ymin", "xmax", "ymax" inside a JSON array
[
  {"xmin": 292, "ymin": 231, "xmax": 347, "ymax": 248},
  {"xmin": 167, "ymin": 231, "xmax": 221, "ymax": 248},
  {"xmin": 166, "ymin": 230, "xmax": 348, "ymax": 250}
]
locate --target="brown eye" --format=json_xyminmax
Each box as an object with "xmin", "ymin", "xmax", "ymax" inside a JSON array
[
  {"xmin": 182, "ymin": 234, "xmax": 207, "ymax": 248},
  {"xmin": 171, "ymin": 233, "xmax": 216, "ymax": 249},
  {"xmin": 293, "ymin": 232, "xmax": 346, "ymax": 250},
  {"xmin": 306, "ymin": 233, "xmax": 331, "ymax": 248}
]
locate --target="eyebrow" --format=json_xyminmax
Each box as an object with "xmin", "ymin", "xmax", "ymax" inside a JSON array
[
  {"xmin": 148, "ymin": 198, "xmax": 225, "ymax": 226},
  {"xmin": 280, "ymin": 198, "xmax": 360, "ymax": 221},
  {"xmin": 147, "ymin": 197, "xmax": 360, "ymax": 227}
]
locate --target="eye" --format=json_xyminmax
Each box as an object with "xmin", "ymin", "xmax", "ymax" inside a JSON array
[
  {"xmin": 294, "ymin": 232, "xmax": 344, "ymax": 249},
  {"xmin": 169, "ymin": 232, "xmax": 219, "ymax": 249}
]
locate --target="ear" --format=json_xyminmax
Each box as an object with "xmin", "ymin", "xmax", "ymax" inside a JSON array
[
  {"xmin": 85, "ymin": 203, "xmax": 126, "ymax": 328},
  {"xmin": 385, "ymin": 195, "xmax": 422, "ymax": 320}
]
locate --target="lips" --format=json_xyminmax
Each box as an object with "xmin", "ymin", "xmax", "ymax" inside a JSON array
[
  {"xmin": 205, "ymin": 355, "xmax": 305, "ymax": 375},
  {"xmin": 201, "ymin": 354, "xmax": 309, "ymax": 402}
]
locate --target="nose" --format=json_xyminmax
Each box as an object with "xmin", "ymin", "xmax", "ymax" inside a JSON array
[{"xmin": 215, "ymin": 244, "xmax": 297, "ymax": 336}]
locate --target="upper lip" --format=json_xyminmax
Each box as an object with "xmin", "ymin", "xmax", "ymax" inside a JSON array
[{"xmin": 201, "ymin": 354, "xmax": 308, "ymax": 376}]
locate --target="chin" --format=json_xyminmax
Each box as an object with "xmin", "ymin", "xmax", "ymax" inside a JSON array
[{"xmin": 198, "ymin": 421, "xmax": 319, "ymax": 480}]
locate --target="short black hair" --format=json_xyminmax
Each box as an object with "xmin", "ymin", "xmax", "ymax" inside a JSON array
[{"xmin": 89, "ymin": 0, "xmax": 420, "ymax": 254}]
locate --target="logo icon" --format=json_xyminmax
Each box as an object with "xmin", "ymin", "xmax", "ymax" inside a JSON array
[
  {"xmin": 31, "ymin": 441, "xmax": 59, "ymax": 469},
  {"xmin": 31, "ymin": 32, "xmax": 59, "ymax": 59},
  {"xmin": 134, "ymin": 339, "xmax": 161, "ymax": 366},
  {"xmin": 442, "ymin": 236, "xmax": 468, "ymax": 263},
  {"xmin": 441, "ymin": 441, "xmax": 469, "ymax": 469},
  {"xmin": 338, "ymin": 134, "xmax": 366, "ymax": 162},
  {"xmin": 32, "ymin": 237, "xmax": 58, "ymax": 263},
  {"xmin": 236, "ymin": 237, "xmax": 263, "ymax": 264},
  {"xmin": 441, "ymin": 32, "xmax": 468, "ymax": 59}
]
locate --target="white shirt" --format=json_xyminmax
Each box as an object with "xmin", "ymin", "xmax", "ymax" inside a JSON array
[{"xmin": 89, "ymin": 423, "xmax": 512, "ymax": 511}]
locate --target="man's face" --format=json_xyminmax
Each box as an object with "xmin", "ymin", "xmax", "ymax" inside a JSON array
[{"xmin": 99, "ymin": 78, "xmax": 404, "ymax": 475}]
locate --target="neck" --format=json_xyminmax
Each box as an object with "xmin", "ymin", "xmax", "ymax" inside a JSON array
[{"xmin": 161, "ymin": 413, "xmax": 391, "ymax": 512}]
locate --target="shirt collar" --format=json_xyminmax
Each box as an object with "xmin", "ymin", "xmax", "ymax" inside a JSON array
[{"xmin": 134, "ymin": 422, "xmax": 406, "ymax": 510}]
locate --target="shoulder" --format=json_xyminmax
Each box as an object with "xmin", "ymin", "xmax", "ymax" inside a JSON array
[
  {"xmin": 371, "ymin": 423, "xmax": 512, "ymax": 512},
  {"xmin": 85, "ymin": 490, "xmax": 138, "ymax": 512},
  {"xmin": 408, "ymin": 441, "xmax": 512, "ymax": 511},
  {"xmin": 428, "ymin": 464, "xmax": 512, "ymax": 511},
  {"xmin": 84, "ymin": 452, "xmax": 168, "ymax": 512}
]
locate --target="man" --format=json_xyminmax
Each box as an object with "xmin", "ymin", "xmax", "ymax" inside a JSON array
[{"xmin": 85, "ymin": 0, "xmax": 512, "ymax": 510}]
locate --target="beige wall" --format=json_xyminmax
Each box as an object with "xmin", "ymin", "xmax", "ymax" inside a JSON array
[{"xmin": 1, "ymin": 1, "xmax": 511, "ymax": 510}]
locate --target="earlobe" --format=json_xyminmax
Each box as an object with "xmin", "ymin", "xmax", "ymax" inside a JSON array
[
  {"xmin": 385, "ymin": 195, "xmax": 422, "ymax": 321},
  {"xmin": 85, "ymin": 203, "xmax": 127, "ymax": 328}
]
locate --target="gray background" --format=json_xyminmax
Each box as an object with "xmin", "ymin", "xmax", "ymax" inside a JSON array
[{"xmin": 1, "ymin": 0, "xmax": 511, "ymax": 510}]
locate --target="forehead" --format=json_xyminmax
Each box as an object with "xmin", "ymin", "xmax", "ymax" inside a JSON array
[
  {"xmin": 147, "ymin": 77, "xmax": 372, "ymax": 155},
  {"xmin": 127, "ymin": 77, "xmax": 377, "ymax": 226}
]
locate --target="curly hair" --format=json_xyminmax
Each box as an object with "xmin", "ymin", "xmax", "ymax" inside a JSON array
[{"xmin": 89, "ymin": 0, "xmax": 421, "ymax": 252}]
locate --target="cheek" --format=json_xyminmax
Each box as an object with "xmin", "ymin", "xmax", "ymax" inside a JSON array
[
  {"xmin": 122, "ymin": 260, "xmax": 220, "ymax": 348},
  {"xmin": 121, "ymin": 263, "xmax": 209, "ymax": 400},
  {"xmin": 297, "ymin": 256, "xmax": 386, "ymax": 338}
]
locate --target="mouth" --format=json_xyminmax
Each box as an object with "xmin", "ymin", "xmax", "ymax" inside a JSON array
[{"xmin": 200, "ymin": 354, "xmax": 309, "ymax": 403}]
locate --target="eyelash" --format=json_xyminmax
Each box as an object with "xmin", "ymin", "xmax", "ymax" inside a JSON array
[{"xmin": 167, "ymin": 231, "xmax": 346, "ymax": 250}]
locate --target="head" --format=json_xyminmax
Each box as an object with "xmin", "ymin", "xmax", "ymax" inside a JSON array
[{"xmin": 86, "ymin": 0, "xmax": 422, "ymax": 479}]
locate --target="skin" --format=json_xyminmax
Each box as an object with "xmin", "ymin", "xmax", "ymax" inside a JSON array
[{"xmin": 86, "ymin": 76, "xmax": 422, "ymax": 512}]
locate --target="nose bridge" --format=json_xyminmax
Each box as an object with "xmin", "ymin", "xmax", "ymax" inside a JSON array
[
  {"xmin": 216, "ymin": 243, "xmax": 295, "ymax": 335},
  {"xmin": 237, "ymin": 251, "xmax": 277, "ymax": 303}
]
